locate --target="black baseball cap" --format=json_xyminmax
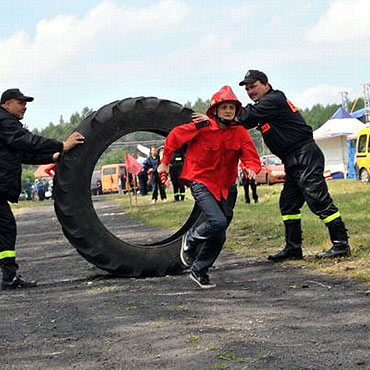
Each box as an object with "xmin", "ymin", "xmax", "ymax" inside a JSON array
[
  {"xmin": 239, "ymin": 70, "xmax": 268, "ymax": 86},
  {"xmin": 0, "ymin": 88, "xmax": 34, "ymax": 104}
]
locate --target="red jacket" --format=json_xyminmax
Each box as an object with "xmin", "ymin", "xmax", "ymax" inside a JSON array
[{"xmin": 161, "ymin": 119, "xmax": 261, "ymax": 201}]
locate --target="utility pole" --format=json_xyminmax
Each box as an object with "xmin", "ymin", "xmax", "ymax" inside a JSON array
[
  {"xmin": 362, "ymin": 83, "xmax": 370, "ymax": 124},
  {"xmin": 340, "ymin": 91, "xmax": 349, "ymax": 111}
]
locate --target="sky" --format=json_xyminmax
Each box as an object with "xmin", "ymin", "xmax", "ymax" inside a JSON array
[{"xmin": 0, "ymin": 0, "xmax": 369, "ymax": 130}]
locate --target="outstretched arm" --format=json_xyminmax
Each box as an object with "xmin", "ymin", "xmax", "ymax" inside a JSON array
[{"xmin": 160, "ymin": 122, "xmax": 200, "ymax": 164}]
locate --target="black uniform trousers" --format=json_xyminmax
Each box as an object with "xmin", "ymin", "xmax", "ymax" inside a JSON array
[
  {"xmin": 243, "ymin": 177, "xmax": 258, "ymax": 203},
  {"xmin": 0, "ymin": 199, "xmax": 18, "ymax": 280},
  {"xmin": 138, "ymin": 170, "xmax": 148, "ymax": 195},
  {"xmin": 170, "ymin": 164, "xmax": 185, "ymax": 200},
  {"xmin": 280, "ymin": 142, "xmax": 338, "ymax": 220}
]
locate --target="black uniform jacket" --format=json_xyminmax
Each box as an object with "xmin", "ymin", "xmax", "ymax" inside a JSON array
[
  {"xmin": 170, "ymin": 147, "xmax": 186, "ymax": 167},
  {"xmin": 236, "ymin": 89, "xmax": 313, "ymax": 160},
  {"xmin": 0, "ymin": 107, "xmax": 63, "ymax": 202}
]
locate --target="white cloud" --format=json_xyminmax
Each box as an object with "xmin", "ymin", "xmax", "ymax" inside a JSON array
[
  {"xmin": 294, "ymin": 84, "xmax": 351, "ymax": 109},
  {"xmin": 0, "ymin": 0, "xmax": 190, "ymax": 86},
  {"xmin": 229, "ymin": 4, "xmax": 255, "ymax": 20},
  {"xmin": 307, "ymin": 0, "xmax": 370, "ymax": 44}
]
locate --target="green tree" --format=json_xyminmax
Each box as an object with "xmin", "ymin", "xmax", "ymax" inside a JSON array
[
  {"xmin": 21, "ymin": 168, "xmax": 35, "ymax": 191},
  {"xmin": 185, "ymin": 98, "xmax": 210, "ymax": 114},
  {"xmin": 32, "ymin": 107, "xmax": 94, "ymax": 141}
]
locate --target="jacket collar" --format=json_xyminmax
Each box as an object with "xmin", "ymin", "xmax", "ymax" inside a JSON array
[{"xmin": 209, "ymin": 117, "xmax": 238, "ymax": 131}]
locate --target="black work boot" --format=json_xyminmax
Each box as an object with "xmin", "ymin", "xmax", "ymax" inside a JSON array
[
  {"xmin": 1, "ymin": 274, "xmax": 37, "ymax": 290},
  {"xmin": 268, "ymin": 220, "xmax": 303, "ymax": 262},
  {"xmin": 316, "ymin": 218, "xmax": 351, "ymax": 258}
]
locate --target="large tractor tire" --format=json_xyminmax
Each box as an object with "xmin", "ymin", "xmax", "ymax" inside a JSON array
[{"xmin": 54, "ymin": 97, "xmax": 202, "ymax": 277}]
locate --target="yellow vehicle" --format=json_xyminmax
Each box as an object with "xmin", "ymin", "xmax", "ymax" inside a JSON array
[
  {"xmin": 101, "ymin": 164, "xmax": 126, "ymax": 193},
  {"xmin": 356, "ymin": 127, "xmax": 370, "ymax": 182}
]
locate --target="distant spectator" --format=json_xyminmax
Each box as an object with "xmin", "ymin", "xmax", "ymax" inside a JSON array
[
  {"xmin": 240, "ymin": 162, "xmax": 258, "ymax": 204},
  {"xmin": 24, "ymin": 178, "xmax": 32, "ymax": 200},
  {"xmin": 96, "ymin": 178, "xmax": 103, "ymax": 195},
  {"xmin": 37, "ymin": 179, "xmax": 46, "ymax": 201},
  {"xmin": 143, "ymin": 146, "xmax": 167, "ymax": 203},
  {"xmin": 118, "ymin": 171, "xmax": 124, "ymax": 195}
]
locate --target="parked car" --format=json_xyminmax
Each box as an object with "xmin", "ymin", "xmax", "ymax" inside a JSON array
[{"xmin": 255, "ymin": 155, "xmax": 285, "ymax": 185}]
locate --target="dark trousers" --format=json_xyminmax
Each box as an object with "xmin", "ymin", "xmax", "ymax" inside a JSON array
[
  {"xmin": 0, "ymin": 200, "xmax": 18, "ymax": 281},
  {"xmin": 243, "ymin": 177, "xmax": 258, "ymax": 203},
  {"xmin": 188, "ymin": 183, "xmax": 237, "ymax": 275},
  {"xmin": 138, "ymin": 170, "xmax": 148, "ymax": 195},
  {"xmin": 170, "ymin": 165, "xmax": 185, "ymax": 200},
  {"xmin": 280, "ymin": 142, "xmax": 338, "ymax": 219}
]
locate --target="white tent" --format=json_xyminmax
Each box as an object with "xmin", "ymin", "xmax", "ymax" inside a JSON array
[{"xmin": 313, "ymin": 111, "xmax": 365, "ymax": 177}]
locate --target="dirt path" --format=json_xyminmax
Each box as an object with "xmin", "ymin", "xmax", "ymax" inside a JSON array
[{"xmin": 1, "ymin": 200, "xmax": 369, "ymax": 370}]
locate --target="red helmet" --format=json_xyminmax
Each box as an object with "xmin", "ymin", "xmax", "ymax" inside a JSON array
[{"xmin": 206, "ymin": 85, "xmax": 242, "ymax": 118}]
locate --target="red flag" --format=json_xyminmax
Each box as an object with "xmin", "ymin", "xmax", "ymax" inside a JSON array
[{"xmin": 125, "ymin": 153, "xmax": 142, "ymax": 176}]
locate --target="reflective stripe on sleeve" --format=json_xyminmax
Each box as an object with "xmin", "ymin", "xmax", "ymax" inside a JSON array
[{"xmin": 0, "ymin": 250, "xmax": 16, "ymax": 260}]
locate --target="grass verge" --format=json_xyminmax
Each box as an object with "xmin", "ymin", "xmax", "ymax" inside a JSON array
[
  {"xmin": 11, "ymin": 199, "xmax": 53, "ymax": 216},
  {"xmin": 115, "ymin": 180, "xmax": 370, "ymax": 284}
]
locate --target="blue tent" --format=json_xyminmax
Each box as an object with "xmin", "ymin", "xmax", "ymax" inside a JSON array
[
  {"xmin": 351, "ymin": 108, "xmax": 365, "ymax": 120},
  {"xmin": 315, "ymin": 107, "xmax": 364, "ymax": 179},
  {"xmin": 330, "ymin": 107, "xmax": 352, "ymax": 119}
]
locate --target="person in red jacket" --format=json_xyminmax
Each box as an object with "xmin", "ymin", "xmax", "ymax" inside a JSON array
[{"xmin": 158, "ymin": 86, "xmax": 261, "ymax": 289}]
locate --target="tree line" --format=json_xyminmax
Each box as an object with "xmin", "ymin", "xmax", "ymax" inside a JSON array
[{"xmin": 28, "ymin": 97, "xmax": 364, "ymax": 170}]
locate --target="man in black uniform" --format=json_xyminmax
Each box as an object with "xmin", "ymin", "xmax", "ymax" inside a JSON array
[
  {"xmin": 0, "ymin": 88, "xmax": 85, "ymax": 290},
  {"xmin": 170, "ymin": 147, "xmax": 186, "ymax": 201},
  {"xmin": 236, "ymin": 70, "xmax": 350, "ymax": 261}
]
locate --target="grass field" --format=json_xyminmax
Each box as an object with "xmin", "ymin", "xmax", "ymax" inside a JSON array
[
  {"xmin": 114, "ymin": 180, "xmax": 370, "ymax": 283},
  {"xmin": 11, "ymin": 198, "xmax": 54, "ymax": 216}
]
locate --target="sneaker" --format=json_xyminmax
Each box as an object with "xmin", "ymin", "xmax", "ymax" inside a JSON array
[
  {"xmin": 1, "ymin": 274, "xmax": 37, "ymax": 290},
  {"xmin": 152, "ymin": 199, "xmax": 157, "ymax": 204},
  {"xmin": 180, "ymin": 231, "xmax": 195, "ymax": 268},
  {"xmin": 190, "ymin": 270, "xmax": 216, "ymax": 289},
  {"xmin": 162, "ymin": 199, "xmax": 167, "ymax": 203}
]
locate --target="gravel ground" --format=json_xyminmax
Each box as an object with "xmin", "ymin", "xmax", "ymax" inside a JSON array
[{"xmin": 0, "ymin": 199, "xmax": 369, "ymax": 370}]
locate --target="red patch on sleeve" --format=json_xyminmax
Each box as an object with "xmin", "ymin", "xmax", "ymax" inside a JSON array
[{"xmin": 261, "ymin": 123, "xmax": 271, "ymax": 133}]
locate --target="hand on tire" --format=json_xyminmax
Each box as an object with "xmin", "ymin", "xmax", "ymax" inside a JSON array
[
  {"xmin": 192, "ymin": 112, "xmax": 208, "ymax": 123},
  {"xmin": 63, "ymin": 131, "xmax": 85, "ymax": 151}
]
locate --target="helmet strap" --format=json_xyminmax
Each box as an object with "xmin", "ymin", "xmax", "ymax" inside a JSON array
[{"xmin": 215, "ymin": 108, "xmax": 235, "ymax": 126}]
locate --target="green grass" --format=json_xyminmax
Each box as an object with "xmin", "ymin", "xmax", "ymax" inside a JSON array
[
  {"xmin": 115, "ymin": 180, "xmax": 370, "ymax": 283},
  {"xmin": 186, "ymin": 333, "xmax": 201, "ymax": 344},
  {"xmin": 11, "ymin": 199, "xmax": 53, "ymax": 216}
]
